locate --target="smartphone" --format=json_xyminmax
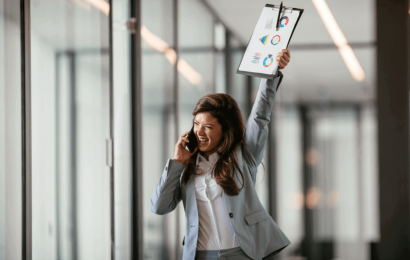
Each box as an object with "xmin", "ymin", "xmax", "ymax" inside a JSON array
[{"xmin": 185, "ymin": 125, "xmax": 198, "ymax": 153}]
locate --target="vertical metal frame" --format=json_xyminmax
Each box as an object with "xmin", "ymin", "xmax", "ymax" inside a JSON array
[
  {"xmin": 224, "ymin": 30, "xmax": 232, "ymax": 95},
  {"xmin": 355, "ymin": 105, "xmax": 365, "ymax": 242},
  {"xmin": 172, "ymin": 0, "xmax": 182, "ymax": 258},
  {"xmin": 211, "ymin": 17, "xmax": 217, "ymax": 94},
  {"xmin": 108, "ymin": 1, "xmax": 115, "ymax": 259},
  {"xmin": 173, "ymin": 0, "xmax": 179, "ymax": 163},
  {"xmin": 267, "ymin": 112, "xmax": 277, "ymax": 220},
  {"xmin": 130, "ymin": 0, "xmax": 144, "ymax": 259},
  {"xmin": 299, "ymin": 105, "xmax": 315, "ymax": 260},
  {"xmin": 68, "ymin": 52, "xmax": 79, "ymax": 260},
  {"xmin": 20, "ymin": 0, "xmax": 32, "ymax": 259},
  {"xmin": 54, "ymin": 53, "xmax": 62, "ymax": 260}
]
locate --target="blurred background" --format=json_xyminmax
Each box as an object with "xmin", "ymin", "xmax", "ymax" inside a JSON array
[{"xmin": 0, "ymin": 0, "xmax": 408, "ymax": 259}]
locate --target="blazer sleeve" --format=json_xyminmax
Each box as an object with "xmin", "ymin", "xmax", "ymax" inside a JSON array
[
  {"xmin": 151, "ymin": 159, "xmax": 186, "ymax": 215},
  {"xmin": 245, "ymin": 71, "xmax": 283, "ymax": 169}
]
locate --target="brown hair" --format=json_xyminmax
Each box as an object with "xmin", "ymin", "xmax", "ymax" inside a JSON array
[{"xmin": 182, "ymin": 93, "xmax": 255, "ymax": 196}]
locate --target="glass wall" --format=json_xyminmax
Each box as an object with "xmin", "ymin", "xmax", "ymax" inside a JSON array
[
  {"xmin": 31, "ymin": 0, "xmax": 111, "ymax": 259},
  {"xmin": 179, "ymin": 0, "xmax": 215, "ymax": 129},
  {"xmin": 112, "ymin": 0, "xmax": 132, "ymax": 259},
  {"xmin": 275, "ymin": 105, "xmax": 378, "ymax": 260},
  {"xmin": 141, "ymin": 0, "xmax": 176, "ymax": 258},
  {"xmin": 275, "ymin": 105, "xmax": 303, "ymax": 258},
  {"xmin": 230, "ymin": 37, "xmax": 247, "ymax": 116},
  {"xmin": 0, "ymin": 1, "xmax": 22, "ymax": 259}
]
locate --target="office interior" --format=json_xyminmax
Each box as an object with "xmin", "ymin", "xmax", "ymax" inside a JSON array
[{"xmin": 0, "ymin": 0, "xmax": 408, "ymax": 259}]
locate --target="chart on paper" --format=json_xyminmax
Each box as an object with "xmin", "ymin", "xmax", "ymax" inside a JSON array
[{"xmin": 237, "ymin": 4, "xmax": 303, "ymax": 79}]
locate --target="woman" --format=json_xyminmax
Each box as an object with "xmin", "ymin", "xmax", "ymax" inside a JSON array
[{"xmin": 151, "ymin": 49, "xmax": 291, "ymax": 260}]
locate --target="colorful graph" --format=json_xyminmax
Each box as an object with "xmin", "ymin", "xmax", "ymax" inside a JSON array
[
  {"xmin": 259, "ymin": 34, "xmax": 269, "ymax": 45},
  {"xmin": 271, "ymin": 35, "xmax": 281, "ymax": 45},
  {"xmin": 263, "ymin": 54, "xmax": 274, "ymax": 67},
  {"xmin": 252, "ymin": 53, "xmax": 262, "ymax": 64},
  {"xmin": 280, "ymin": 16, "xmax": 289, "ymax": 27}
]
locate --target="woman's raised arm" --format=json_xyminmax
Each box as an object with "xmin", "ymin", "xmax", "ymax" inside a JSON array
[
  {"xmin": 245, "ymin": 49, "xmax": 290, "ymax": 167},
  {"xmin": 244, "ymin": 73, "xmax": 283, "ymax": 168}
]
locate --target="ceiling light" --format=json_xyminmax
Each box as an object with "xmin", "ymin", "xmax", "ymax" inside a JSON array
[
  {"xmin": 312, "ymin": 0, "xmax": 365, "ymax": 82},
  {"xmin": 85, "ymin": 0, "xmax": 110, "ymax": 16},
  {"xmin": 140, "ymin": 26, "xmax": 169, "ymax": 53},
  {"xmin": 141, "ymin": 26, "xmax": 202, "ymax": 85},
  {"xmin": 177, "ymin": 60, "xmax": 202, "ymax": 85}
]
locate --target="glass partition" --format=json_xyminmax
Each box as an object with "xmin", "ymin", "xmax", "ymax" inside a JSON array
[
  {"xmin": 0, "ymin": 1, "xmax": 22, "ymax": 259},
  {"xmin": 178, "ymin": 1, "xmax": 215, "ymax": 256},
  {"xmin": 112, "ymin": 0, "xmax": 132, "ymax": 259},
  {"xmin": 276, "ymin": 105, "xmax": 303, "ymax": 257},
  {"xmin": 179, "ymin": 0, "xmax": 215, "ymax": 128},
  {"xmin": 230, "ymin": 38, "xmax": 246, "ymax": 117},
  {"xmin": 31, "ymin": 1, "xmax": 111, "ymax": 259},
  {"xmin": 141, "ymin": 0, "xmax": 176, "ymax": 258},
  {"xmin": 276, "ymin": 105, "xmax": 378, "ymax": 260}
]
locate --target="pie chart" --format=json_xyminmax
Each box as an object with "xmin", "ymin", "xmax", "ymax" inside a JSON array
[
  {"xmin": 280, "ymin": 16, "xmax": 289, "ymax": 28},
  {"xmin": 271, "ymin": 35, "xmax": 281, "ymax": 45},
  {"xmin": 263, "ymin": 54, "xmax": 274, "ymax": 67}
]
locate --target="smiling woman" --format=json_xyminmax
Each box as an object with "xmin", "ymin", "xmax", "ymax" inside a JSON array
[
  {"xmin": 193, "ymin": 113, "xmax": 223, "ymax": 158},
  {"xmin": 180, "ymin": 93, "xmax": 253, "ymax": 197},
  {"xmin": 151, "ymin": 50, "xmax": 292, "ymax": 260}
]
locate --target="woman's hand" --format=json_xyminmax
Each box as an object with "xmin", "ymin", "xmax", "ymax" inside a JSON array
[
  {"xmin": 276, "ymin": 49, "xmax": 291, "ymax": 69},
  {"xmin": 173, "ymin": 131, "xmax": 198, "ymax": 165}
]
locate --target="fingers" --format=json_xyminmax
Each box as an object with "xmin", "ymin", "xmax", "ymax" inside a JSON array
[
  {"xmin": 276, "ymin": 49, "xmax": 290, "ymax": 62},
  {"xmin": 176, "ymin": 136, "xmax": 189, "ymax": 147},
  {"xmin": 176, "ymin": 132, "xmax": 191, "ymax": 149},
  {"xmin": 276, "ymin": 59, "xmax": 288, "ymax": 69},
  {"xmin": 282, "ymin": 49, "xmax": 291, "ymax": 58},
  {"xmin": 281, "ymin": 53, "xmax": 290, "ymax": 62},
  {"xmin": 180, "ymin": 131, "xmax": 190, "ymax": 138},
  {"xmin": 182, "ymin": 136, "xmax": 189, "ymax": 147},
  {"xmin": 276, "ymin": 49, "xmax": 290, "ymax": 69}
]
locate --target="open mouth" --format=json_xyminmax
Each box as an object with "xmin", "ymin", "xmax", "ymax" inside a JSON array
[{"xmin": 198, "ymin": 138, "xmax": 208, "ymax": 144}]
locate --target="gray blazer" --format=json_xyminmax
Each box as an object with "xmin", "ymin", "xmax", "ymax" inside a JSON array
[{"xmin": 151, "ymin": 72, "xmax": 290, "ymax": 260}]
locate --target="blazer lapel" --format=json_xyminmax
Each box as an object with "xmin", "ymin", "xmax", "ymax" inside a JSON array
[{"xmin": 185, "ymin": 169, "xmax": 198, "ymax": 220}]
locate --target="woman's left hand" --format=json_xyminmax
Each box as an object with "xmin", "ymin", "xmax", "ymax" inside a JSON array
[{"xmin": 276, "ymin": 49, "xmax": 291, "ymax": 69}]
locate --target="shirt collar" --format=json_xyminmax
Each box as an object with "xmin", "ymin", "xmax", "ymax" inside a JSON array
[{"xmin": 196, "ymin": 151, "xmax": 220, "ymax": 166}]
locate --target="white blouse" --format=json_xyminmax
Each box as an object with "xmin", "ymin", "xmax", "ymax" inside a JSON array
[{"xmin": 194, "ymin": 152, "xmax": 239, "ymax": 250}]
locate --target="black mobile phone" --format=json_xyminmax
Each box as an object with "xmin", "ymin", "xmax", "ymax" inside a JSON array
[{"xmin": 185, "ymin": 125, "xmax": 198, "ymax": 153}]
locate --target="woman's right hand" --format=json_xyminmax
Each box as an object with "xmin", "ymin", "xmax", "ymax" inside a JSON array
[{"xmin": 173, "ymin": 131, "xmax": 198, "ymax": 165}]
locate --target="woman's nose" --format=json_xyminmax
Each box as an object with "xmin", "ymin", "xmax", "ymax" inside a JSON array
[{"xmin": 197, "ymin": 126, "xmax": 205, "ymax": 135}]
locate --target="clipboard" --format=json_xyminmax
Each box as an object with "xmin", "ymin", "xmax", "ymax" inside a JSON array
[{"xmin": 236, "ymin": 3, "xmax": 304, "ymax": 79}]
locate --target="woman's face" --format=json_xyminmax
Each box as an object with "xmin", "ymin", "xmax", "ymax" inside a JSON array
[{"xmin": 194, "ymin": 112, "xmax": 223, "ymax": 155}]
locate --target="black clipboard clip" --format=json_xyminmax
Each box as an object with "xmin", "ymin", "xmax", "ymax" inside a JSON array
[{"xmin": 272, "ymin": 1, "xmax": 293, "ymax": 30}]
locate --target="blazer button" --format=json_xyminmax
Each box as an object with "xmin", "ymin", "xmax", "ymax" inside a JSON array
[
  {"xmin": 229, "ymin": 213, "xmax": 233, "ymax": 218},
  {"xmin": 165, "ymin": 167, "xmax": 168, "ymax": 170}
]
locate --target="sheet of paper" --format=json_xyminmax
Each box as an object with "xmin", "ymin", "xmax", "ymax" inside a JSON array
[{"xmin": 238, "ymin": 7, "xmax": 301, "ymax": 76}]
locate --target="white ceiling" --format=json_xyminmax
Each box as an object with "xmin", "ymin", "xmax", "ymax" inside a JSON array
[{"xmin": 205, "ymin": 0, "xmax": 376, "ymax": 103}]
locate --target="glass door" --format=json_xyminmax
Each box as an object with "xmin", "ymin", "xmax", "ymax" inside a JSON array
[{"xmin": 31, "ymin": 0, "xmax": 112, "ymax": 259}]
